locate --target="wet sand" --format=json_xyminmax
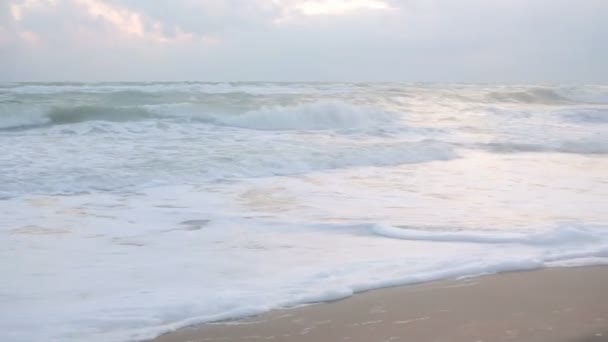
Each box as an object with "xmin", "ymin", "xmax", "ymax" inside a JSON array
[{"xmin": 153, "ymin": 266, "xmax": 608, "ymax": 342}]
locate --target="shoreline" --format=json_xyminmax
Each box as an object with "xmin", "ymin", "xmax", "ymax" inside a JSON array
[{"xmin": 153, "ymin": 266, "xmax": 608, "ymax": 342}]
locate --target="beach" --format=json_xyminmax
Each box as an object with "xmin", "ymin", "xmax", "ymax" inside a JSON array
[
  {"xmin": 3, "ymin": 1, "xmax": 608, "ymax": 341},
  {"xmin": 154, "ymin": 266, "xmax": 608, "ymax": 342}
]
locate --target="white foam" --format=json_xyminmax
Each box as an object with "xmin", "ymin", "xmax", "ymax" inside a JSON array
[{"xmin": 2, "ymin": 184, "xmax": 608, "ymax": 342}]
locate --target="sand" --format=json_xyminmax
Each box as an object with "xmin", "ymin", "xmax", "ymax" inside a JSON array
[{"xmin": 153, "ymin": 266, "xmax": 608, "ymax": 342}]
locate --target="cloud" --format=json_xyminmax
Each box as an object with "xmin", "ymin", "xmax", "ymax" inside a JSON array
[
  {"xmin": 9, "ymin": 0, "xmax": 57, "ymax": 22},
  {"xmin": 275, "ymin": 0, "xmax": 393, "ymax": 18},
  {"xmin": 1, "ymin": 0, "xmax": 606, "ymax": 82},
  {"xmin": 4, "ymin": 0, "xmax": 214, "ymax": 43}
]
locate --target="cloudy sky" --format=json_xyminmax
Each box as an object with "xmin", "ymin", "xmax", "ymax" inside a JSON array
[{"xmin": 1, "ymin": 0, "xmax": 606, "ymax": 82}]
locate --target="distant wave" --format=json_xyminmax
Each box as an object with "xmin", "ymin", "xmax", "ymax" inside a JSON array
[
  {"xmin": 2, "ymin": 82, "xmax": 349, "ymax": 96},
  {"xmin": 484, "ymin": 88, "xmax": 570, "ymax": 104},
  {"xmin": 478, "ymin": 86, "xmax": 608, "ymax": 105},
  {"xmin": 4, "ymin": 83, "xmax": 608, "ymax": 105}
]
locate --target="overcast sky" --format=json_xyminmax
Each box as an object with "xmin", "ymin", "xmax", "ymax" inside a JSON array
[{"xmin": 1, "ymin": 0, "xmax": 607, "ymax": 82}]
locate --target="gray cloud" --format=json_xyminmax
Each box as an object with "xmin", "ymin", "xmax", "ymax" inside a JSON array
[{"xmin": 1, "ymin": 0, "xmax": 607, "ymax": 82}]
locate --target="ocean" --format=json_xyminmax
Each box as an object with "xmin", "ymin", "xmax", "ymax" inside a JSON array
[{"xmin": 1, "ymin": 82, "xmax": 607, "ymax": 342}]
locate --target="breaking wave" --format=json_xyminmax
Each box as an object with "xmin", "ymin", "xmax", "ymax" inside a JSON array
[
  {"xmin": 209, "ymin": 101, "xmax": 398, "ymax": 130},
  {"xmin": 0, "ymin": 105, "xmax": 155, "ymax": 130},
  {"xmin": 0, "ymin": 101, "xmax": 400, "ymax": 132},
  {"xmin": 47, "ymin": 105, "xmax": 154, "ymax": 124},
  {"xmin": 1, "ymin": 139, "xmax": 457, "ymax": 197}
]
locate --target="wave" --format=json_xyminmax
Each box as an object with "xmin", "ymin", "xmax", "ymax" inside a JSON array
[
  {"xmin": 487, "ymin": 88, "xmax": 570, "ymax": 104},
  {"xmin": 485, "ymin": 88, "xmax": 570, "ymax": 104},
  {"xmin": 2, "ymin": 82, "xmax": 352, "ymax": 96},
  {"xmin": 209, "ymin": 101, "xmax": 398, "ymax": 130},
  {"xmin": 369, "ymin": 223, "xmax": 606, "ymax": 246},
  {"xmin": 0, "ymin": 101, "xmax": 401, "ymax": 132},
  {"xmin": 47, "ymin": 105, "xmax": 154, "ymax": 124},
  {"xmin": 560, "ymin": 108, "xmax": 608, "ymax": 124},
  {"xmin": 6, "ymin": 217, "xmax": 608, "ymax": 342},
  {"xmin": 5, "ymin": 83, "xmax": 608, "ymax": 106},
  {"xmin": 0, "ymin": 105, "xmax": 155, "ymax": 130},
  {"xmin": 1, "ymin": 138, "xmax": 458, "ymax": 198},
  {"xmin": 555, "ymin": 85, "xmax": 608, "ymax": 104},
  {"xmin": 558, "ymin": 138, "xmax": 608, "ymax": 154},
  {"xmin": 480, "ymin": 138, "xmax": 608, "ymax": 155},
  {"xmin": 481, "ymin": 86, "xmax": 608, "ymax": 105}
]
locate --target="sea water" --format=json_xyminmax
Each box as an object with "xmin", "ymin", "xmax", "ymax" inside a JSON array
[{"xmin": 1, "ymin": 82, "xmax": 607, "ymax": 341}]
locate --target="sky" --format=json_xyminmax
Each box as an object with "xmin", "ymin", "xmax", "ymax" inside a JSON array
[{"xmin": 1, "ymin": 0, "xmax": 607, "ymax": 82}]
